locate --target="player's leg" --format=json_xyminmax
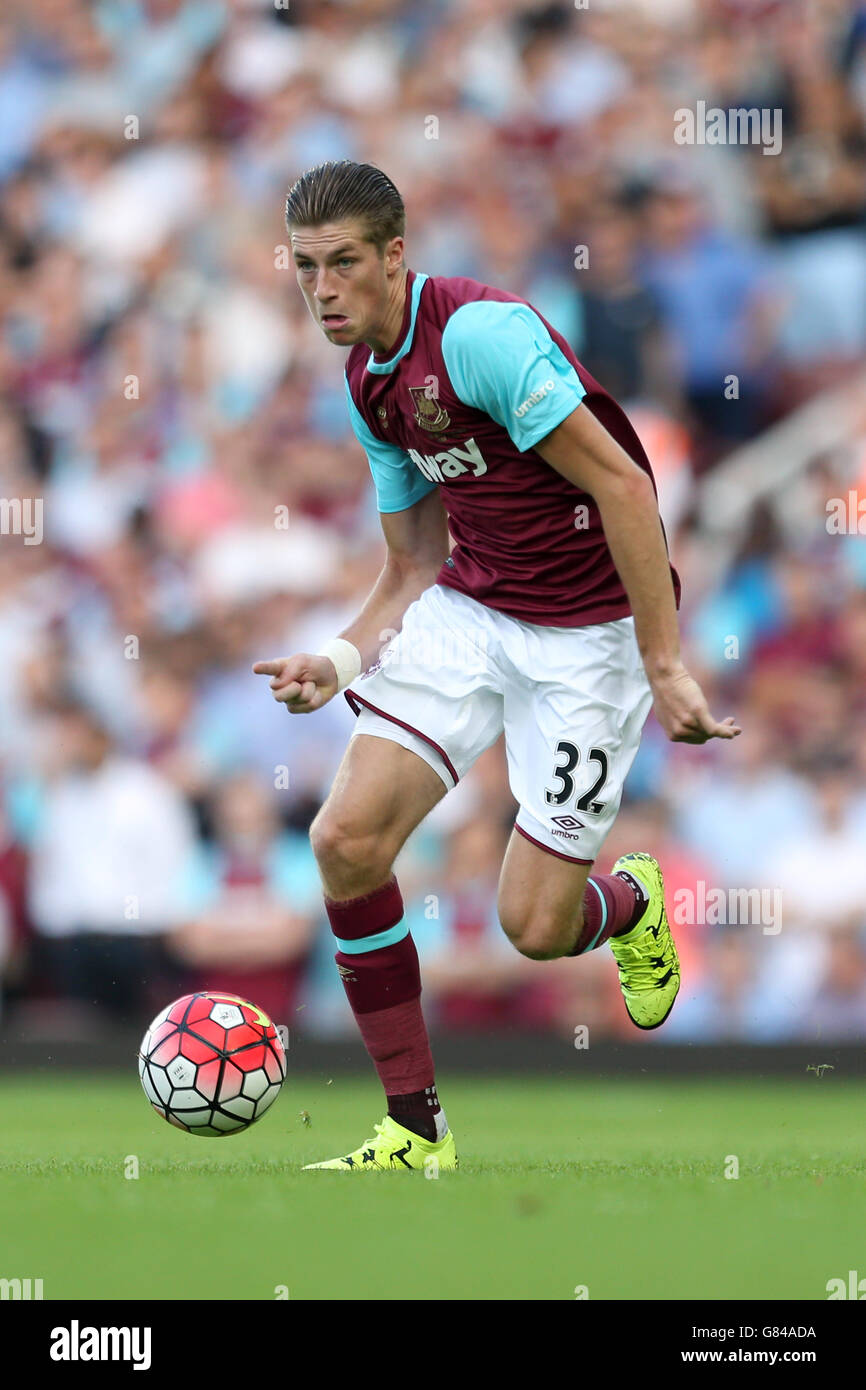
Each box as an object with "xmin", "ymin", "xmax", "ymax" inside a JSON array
[
  {"xmin": 303, "ymin": 584, "xmax": 504, "ymax": 1170},
  {"xmin": 496, "ymin": 830, "xmax": 646, "ymax": 960},
  {"xmin": 304, "ymin": 732, "xmax": 456, "ymax": 1169},
  {"xmin": 497, "ymin": 613, "xmax": 680, "ymax": 1028},
  {"xmin": 310, "ymin": 729, "xmax": 446, "ymax": 900},
  {"xmin": 497, "ymin": 831, "xmax": 679, "ymax": 1028}
]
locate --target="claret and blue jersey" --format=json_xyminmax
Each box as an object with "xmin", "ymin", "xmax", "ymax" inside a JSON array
[{"xmin": 344, "ymin": 269, "xmax": 680, "ymax": 628}]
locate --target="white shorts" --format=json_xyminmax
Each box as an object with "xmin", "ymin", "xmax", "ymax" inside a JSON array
[{"xmin": 345, "ymin": 584, "xmax": 653, "ymax": 864}]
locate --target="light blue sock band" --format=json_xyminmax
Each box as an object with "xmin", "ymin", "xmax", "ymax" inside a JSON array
[
  {"xmin": 334, "ymin": 918, "xmax": 409, "ymax": 955},
  {"xmin": 581, "ymin": 879, "xmax": 608, "ymax": 954}
]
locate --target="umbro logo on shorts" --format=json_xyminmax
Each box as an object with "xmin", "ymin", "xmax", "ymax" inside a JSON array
[{"xmin": 551, "ymin": 813, "xmax": 584, "ymax": 840}]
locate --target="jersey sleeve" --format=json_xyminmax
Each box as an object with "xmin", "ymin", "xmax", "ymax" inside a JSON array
[
  {"xmin": 441, "ymin": 300, "xmax": 586, "ymax": 452},
  {"xmin": 344, "ymin": 375, "xmax": 437, "ymax": 513}
]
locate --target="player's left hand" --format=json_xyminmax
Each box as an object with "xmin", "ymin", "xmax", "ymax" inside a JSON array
[{"xmin": 649, "ymin": 665, "xmax": 742, "ymax": 744}]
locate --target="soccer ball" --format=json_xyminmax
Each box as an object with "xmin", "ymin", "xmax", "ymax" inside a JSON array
[{"xmin": 138, "ymin": 992, "xmax": 287, "ymax": 1137}]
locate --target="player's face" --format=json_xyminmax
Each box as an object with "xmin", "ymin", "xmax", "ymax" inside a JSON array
[{"xmin": 290, "ymin": 220, "xmax": 403, "ymax": 347}]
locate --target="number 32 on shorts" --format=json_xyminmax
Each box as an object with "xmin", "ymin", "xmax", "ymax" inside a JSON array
[{"xmin": 544, "ymin": 741, "xmax": 609, "ymax": 814}]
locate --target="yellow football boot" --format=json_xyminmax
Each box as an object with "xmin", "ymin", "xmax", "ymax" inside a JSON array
[
  {"xmin": 303, "ymin": 1114, "xmax": 458, "ymax": 1172},
  {"xmin": 609, "ymin": 852, "xmax": 680, "ymax": 1030}
]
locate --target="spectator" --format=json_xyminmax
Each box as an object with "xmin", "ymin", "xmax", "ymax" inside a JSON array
[
  {"xmin": 638, "ymin": 171, "xmax": 782, "ymax": 468},
  {"xmin": 168, "ymin": 770, "xmax": 318, "ymax": 1027},
  {"xmin": 0, "ymin": 786, "xmax": 29, "ymax": 1019},
  {"xmin": 803, "ymin": 930, "xmax": 866, "ymax": 1041},
  {"xmin": 765, "ymin": 767, "xmax": 866, "ymax": 936},
  {"xmin": 27, "ymin": 701, "xmax": 197, "ymax": 1024},
  {"xmin": 406, "ymin": 819, "xmax": 547, "ymax": 1032},
  {"xmin": 662, "ymin": 928, "xmax": 806, "ymax": 1042}
]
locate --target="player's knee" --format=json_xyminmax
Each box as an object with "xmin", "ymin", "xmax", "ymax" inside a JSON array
[
  {"xmin": 499, "ymin": 902, "xmax": 576, "ymax": 961},
  {"xmin": 309, "ymin": 809, "xmax": 395, "ymax": 888}
]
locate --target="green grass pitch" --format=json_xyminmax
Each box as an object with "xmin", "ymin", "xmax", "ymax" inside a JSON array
[{"xmin": 0, "ymin": 1072, "xmax": 862, "ymax": 1300}]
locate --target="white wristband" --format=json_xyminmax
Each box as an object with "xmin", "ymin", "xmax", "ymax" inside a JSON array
[{"xmin": 316, "ymin": 638, "xmax": 362, "ymax": 693}]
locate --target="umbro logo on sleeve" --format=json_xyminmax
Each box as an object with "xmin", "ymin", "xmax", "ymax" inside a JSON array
[{"xmin": 514, "ymin": 379, "xmax": 556, "ymax": 417}]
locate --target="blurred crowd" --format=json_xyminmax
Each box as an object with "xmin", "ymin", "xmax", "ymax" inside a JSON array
[{"xmin": 1, "ymin": 0, "xmax": 866, "ymax": 1045}]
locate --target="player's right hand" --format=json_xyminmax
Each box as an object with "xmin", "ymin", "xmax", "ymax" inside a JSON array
[
  {"xmin": 649, "ymin": 665, "xmax": 741, "ymax": 744},
  {"xmin": 252, "ymin": 654, "xmax": 338, "ymax": 713}
]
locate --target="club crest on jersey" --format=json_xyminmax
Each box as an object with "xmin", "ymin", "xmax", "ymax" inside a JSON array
[{"xmin": 409, "ymin": 384, "xmax": 451, "ymax": 433}]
